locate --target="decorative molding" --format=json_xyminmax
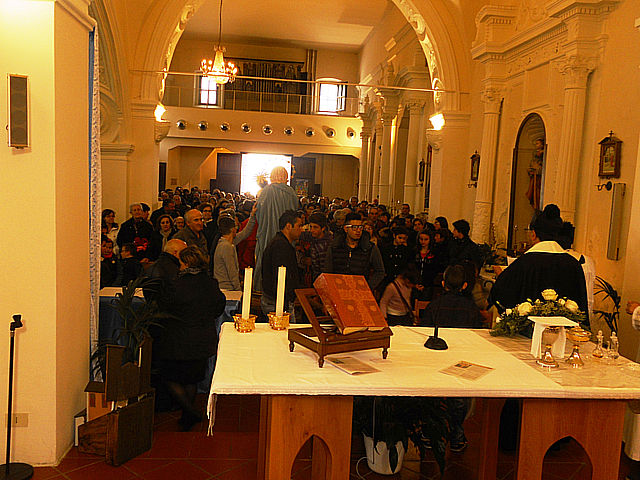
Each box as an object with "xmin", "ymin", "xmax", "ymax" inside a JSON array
[
  {"xmin": 155, "ymin": 121, "xmax": 171, "ymax": 143},
  {"xmin": 515, "ymin": 0, "xmax": 549, "ymax": 32},
  {"xmin": 130, "ymin": 101, "xmax": 158, "ymax": 119},
  {"xmin": 440, "ymin": 111, "xmax": 471, "ymax": 129},
  {"xmin": 472, "ymin": 201, "xmax": 493, "ymax": 243},
  {"xmin": 101, "ymin": 143, "xmax": 134, "ymax": 159},
  {"xmin": 55, "ymin": 0, "xmax": 95, "ymax": 31},
  {"xmin": 547, "ymin": 0, "xmax": 620, "ymax": 21},
  {"xmin": 481, "ymin": 86, "xmax": 504, "ymax": 107},
  {"xmin": 425, "ymin": 131, "xmax": 442, "ymax": 150},
  {"xmin": 557, "ymin": 54, "xmax": 597, "ymax": 88}
]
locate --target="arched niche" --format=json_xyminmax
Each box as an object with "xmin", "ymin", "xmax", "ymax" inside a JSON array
[{"xmin": 507, "ymin": 113, "xmax": 546, "ymax": 254}]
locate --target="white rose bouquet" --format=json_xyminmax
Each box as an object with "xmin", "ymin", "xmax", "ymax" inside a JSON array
[{"xmin": 491, "ymin": 289, "xmax": 588, "ymax": 337}]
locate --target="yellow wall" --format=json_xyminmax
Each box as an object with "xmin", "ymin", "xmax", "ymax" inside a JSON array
[{"xmin": 0, "ymin": 0, "xmax": 90, "ymax": 465}]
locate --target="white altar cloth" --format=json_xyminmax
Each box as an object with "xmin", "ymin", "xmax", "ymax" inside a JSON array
[{"xmin": 210, "ymin": 324, "xmax": 640, "ymax": 400}]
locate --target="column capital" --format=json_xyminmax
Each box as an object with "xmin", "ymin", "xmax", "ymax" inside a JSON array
[
  {"xmin": 155, "ymin": 120, "xmax": 171, "ymax": 143},
  {"xmin": 404, "ymin": 98, "xmax": 426, "ymax": 115},
  {"xmin": 557, "ymin": 55, "xmax": 597, "ymax": 88},
  {"xmin": 374, "ymin": 88, "xmax": 401, "ymax": 124},
  {"xmin": 481, "ymin": 86, "xmax": 504, "ymax": 114},
  {"xmin": 426, "ymin": 131, "xmax": 443, "ymax": 151},
  {"xmin": 360, "ymin": 127, "xmax": 372, "ymax": 139}
]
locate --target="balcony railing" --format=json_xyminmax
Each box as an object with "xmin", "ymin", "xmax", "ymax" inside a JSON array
[{"xmin": 162, "ymin": 85, "xmax": 361, "ymax": 117}]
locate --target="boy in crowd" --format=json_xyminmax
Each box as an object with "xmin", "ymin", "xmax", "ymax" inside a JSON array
[
  {"xmin": 421, "ymin": 264, "xmax": 484, "ymax": 452},
  {"xmin": 100, "ymin": 236, "xmax": 118, "ymax": 288}
]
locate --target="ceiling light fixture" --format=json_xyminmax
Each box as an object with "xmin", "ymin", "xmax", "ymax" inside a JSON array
[{"xmin": 200, "ymin": 0, "xmax": 238, "ymax": 85}]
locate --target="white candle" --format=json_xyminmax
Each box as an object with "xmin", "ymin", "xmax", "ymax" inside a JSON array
[
  {"xmin": 275, "ymin": 266, "xmax": 286, "ymax": 317},
  {"xmin": 242, "ymin": 267, "xmax": 252, "ymax": 319}
]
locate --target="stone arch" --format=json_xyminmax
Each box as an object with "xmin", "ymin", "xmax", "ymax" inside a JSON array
[
  {"xmin": 391, "ymin": 0, "xmax": 470, "ymax": 112},
  {"xmin": 128, "ymin": 0, "xmax": 469, "ymax": 113}
]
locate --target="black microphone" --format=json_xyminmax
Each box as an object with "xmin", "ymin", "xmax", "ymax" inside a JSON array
[
  {"xmin": 424, "ymin": 295, "xmax": 448, "ymax": 350},
  {"xmin": 424, "ymin": 324, "xmax": 448, "ymax": 350}
]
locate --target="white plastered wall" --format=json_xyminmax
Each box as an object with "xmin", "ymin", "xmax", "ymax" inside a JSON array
[{"xmin": 0, "ymin": 0, "xmax": 90, "ymax": 465}]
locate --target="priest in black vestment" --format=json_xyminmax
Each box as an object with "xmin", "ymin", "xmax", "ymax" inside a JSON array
[{"xmin": 488, "ymin": 205, "xmax": 588, "ymax": 320}]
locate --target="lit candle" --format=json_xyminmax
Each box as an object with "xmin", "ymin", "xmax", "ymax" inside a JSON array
[
  {"xmin": 242, "ymin": 267, "xmax": 252, "ymax": 319},
  {"xmin": 275, "ymin": 266, "xmax": 286, "ymax": 317}
]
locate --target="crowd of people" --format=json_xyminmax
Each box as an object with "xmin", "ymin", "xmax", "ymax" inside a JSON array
[{"xmin": 99, "ymin": 167, "xmax": 592, "ymax": 448}]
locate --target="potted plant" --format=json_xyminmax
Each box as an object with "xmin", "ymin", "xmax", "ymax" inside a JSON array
[
  {"xmin": 80, "ymin": 275, "xmax": 168, "ymax": 465},
  {"xmin": 92, "ymin": 275, "xmax": 165, "ymax": 375},
  {"xmin": 593, "ymin": 276, "xmax": 620, "ymax": 334},
  {"xmin": 353, "ymin": 396, "xmax": 451, "ymax": 475}
]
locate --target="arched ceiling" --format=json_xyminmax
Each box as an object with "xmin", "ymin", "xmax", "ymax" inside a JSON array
[{"xmin": 182, "ymin": 0, "xmax": 392, "ymax": 52}]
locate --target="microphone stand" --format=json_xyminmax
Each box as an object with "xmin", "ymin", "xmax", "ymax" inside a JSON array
[
  {"xmin": 0, "ymin": 315, "xmax": 33, "ymax": 480},
  {"xmin": 424, "ymin": 324, "xmax": 448, "ymax": 350},
  {"xmin": 424, "ymin": 297, "xmax": 448, "ymax": 350}
]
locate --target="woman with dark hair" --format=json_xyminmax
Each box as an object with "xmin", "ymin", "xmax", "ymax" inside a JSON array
[
  {"xmin": 148, "ymin": 214, "xmax": 175, "ymax": 260},
  {"xmin": 409, "ymin": 216, "xmax": 426, "ymax": 246},
  {"xmin": 102, "ymin": 209, "xmax": 119, "ymax": 246},
  {"xmin": 156, "ymin": 246, "xmax": 226, "ymax": 431},
  {"xmin": 414, "ymin": 230, "xmax": 440, "ymax": 301},
  {"xmin": 488, "ymin": 204, "xmax": 588, "ymax": 315}
]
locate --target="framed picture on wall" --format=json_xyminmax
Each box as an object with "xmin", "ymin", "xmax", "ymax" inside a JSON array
[
  {"xmin": 598, "ymin": 132, "xmax": 622, "ymax": 178},
  {"xmin": 470, "ymin": 151, "xmax": 480, "ymax": 182}
]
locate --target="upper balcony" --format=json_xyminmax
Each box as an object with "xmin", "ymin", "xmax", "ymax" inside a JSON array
[{"xmin": 162, "ymin": 76, "xmax": 361, "ymax": 118}]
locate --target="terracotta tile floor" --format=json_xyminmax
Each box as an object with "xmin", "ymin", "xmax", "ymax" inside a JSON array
[{"xmin": 34, "ymin": 395, "xmax": 636, "ymax": 479}]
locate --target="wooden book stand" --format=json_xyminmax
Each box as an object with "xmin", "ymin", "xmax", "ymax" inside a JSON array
[{"xmin": 288, "ymin": 288, "xmax": 392, "ymax": 367}]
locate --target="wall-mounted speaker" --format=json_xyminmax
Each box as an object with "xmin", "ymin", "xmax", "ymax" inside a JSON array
[{"xmin": 8, "ymin": 74, "xmax": 29, "ymax": 148}]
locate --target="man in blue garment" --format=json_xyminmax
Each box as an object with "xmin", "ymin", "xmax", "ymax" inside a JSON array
[{"xmin": 254, "ymin": 166, "xmax": 299, "ymax": 291}]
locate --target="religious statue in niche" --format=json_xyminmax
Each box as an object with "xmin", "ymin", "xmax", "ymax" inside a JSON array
[{"xmin": 526, "ymin": 138, "xmax": 545, "ymax": 211}]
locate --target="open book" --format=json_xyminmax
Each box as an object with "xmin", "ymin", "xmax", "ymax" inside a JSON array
[{"xmin": 313, "ymin": 274, "xmax": 388, "ymax": 335}]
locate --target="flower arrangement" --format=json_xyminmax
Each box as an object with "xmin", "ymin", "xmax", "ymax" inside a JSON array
[{"xmin": 491, "ymin": 289, "xmax": 588, "ymax": 337}]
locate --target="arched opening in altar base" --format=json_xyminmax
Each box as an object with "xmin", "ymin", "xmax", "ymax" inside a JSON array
[{"xmin": 507, "ymin": 113, "xmax": 547, "ymax": 255}]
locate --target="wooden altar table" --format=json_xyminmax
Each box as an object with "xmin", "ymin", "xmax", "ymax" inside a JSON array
[{"xmin": 209, "ymin": 324, "xmax": 640, "ymax": 479}]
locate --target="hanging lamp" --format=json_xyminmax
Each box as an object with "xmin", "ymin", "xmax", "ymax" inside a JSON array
[{"xmin": 200, "ymin": 0, "xmax": 238, "ymax": 84}]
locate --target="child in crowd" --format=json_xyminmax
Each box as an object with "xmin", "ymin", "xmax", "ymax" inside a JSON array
[
  {"xmin": 379, "ymin": 265, "xmax": 419, "ymax": 326},
  {"xmin": 421, "ymin": 264, "xmax": 484, "ymax": 452},
  {"xmin": 117, "ymin": 243, "xmax": 143, "ymax": 286},
  {"xmin": 100, "ymin": 236, "xmax": 118, "ymax": 288}
]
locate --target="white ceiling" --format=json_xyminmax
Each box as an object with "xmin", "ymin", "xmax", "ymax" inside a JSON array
[{"xmin": 183, "ymin": 0, "xmax": 393, "ymax": 52}]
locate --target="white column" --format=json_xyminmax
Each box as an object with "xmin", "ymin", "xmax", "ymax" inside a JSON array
[
  {"xmin": 472, "ymin": 87, "xmax": 503, "ymax": 243},
  {"xmin": 555, "ymin": 56, "xmax": 595, "ymax": 223},
  {"xmin": 375, "ymin": 89, "xmax": 400, "ymax": 206},
  {"xmin": 378, "ymin": 115, "xmax": 394, "ymax": 206},
  {"xmin": 403, "ymin": 101, "xmax": 425, "ymax": 212},
  {"xmin": 370, "ymin": 122, "xmax": 383, "ymax": 201},
  {"xmin": 358, "ymin": 128, "xmax": 371, "ymax": 200}
]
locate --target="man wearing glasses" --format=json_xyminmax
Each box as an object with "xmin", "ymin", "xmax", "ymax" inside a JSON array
[{"xmin": 323, "ymin": 212, "xmax": 385, "ymax": 291}]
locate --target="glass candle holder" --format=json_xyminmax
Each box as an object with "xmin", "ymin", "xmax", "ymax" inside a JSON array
[
  {"xmin": 268, "ymin": 312, "xmax": 290, "ymax": 331},
  {"xmin": 234, "ymin": 313, "xmax": 256, "ymax": 333}
]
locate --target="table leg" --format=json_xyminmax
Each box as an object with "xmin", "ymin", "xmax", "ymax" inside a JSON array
[
  {"xmin": 515, "ymin": 398, "xmax": 626, "ymax": 480},
  {"xmin": 476, "ymin": 398, "xmax": 505, "ymax": 480},
  {"xmin": 258, "ymin": 394, "xmax": 353, "ymax": 480}
]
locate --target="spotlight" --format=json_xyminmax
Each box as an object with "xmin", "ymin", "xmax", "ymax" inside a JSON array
[
  {"xmin": 305, "ymin": 127, "xmax": 315, "ymax": 137},
  {"xmin": 198, "ymin": 121, "xmax": 208, "ymax": 131},
  {"xmin": 429, "ymin": 113, "xmax": 445, "ymax": 131},
  {"xmin": 241, "ymin": 123, "xmax": 251, "ymax": 133},
  {"xmin": 325, "ymin": 127, "xmax": 336, "ymax": 138},
  {"xmin": 262, "ymin": 125, "xmax": 273, "ymax": 135},
  {"xmin": 176, "ymin": 120, "xmax": 187, "ymax": 130},
  {"xmin": 284, "ymin": 126, "xmax": 294, "ymax": 136},
  {"xmin": 220, "ymin": 122, "xmax": 230, "ymax": 132},
  {"xmin": 346, "ymin": 128, "xmax": 356, "ymax": 139}
]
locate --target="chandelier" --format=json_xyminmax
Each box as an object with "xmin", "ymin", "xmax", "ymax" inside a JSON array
[{"xmin": 200, "ymin": 0, "xmax": 237, "ymax": 84}]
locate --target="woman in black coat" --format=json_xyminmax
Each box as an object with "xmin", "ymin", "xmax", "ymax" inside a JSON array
[{"xmin": 156, "ymin": 246, "xmax": 226, "ymax": 431}]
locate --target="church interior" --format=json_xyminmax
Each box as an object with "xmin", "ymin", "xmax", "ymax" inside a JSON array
[{"xmin": 1, "ymin": 0, "xmax": 640, "ymax": 477}]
